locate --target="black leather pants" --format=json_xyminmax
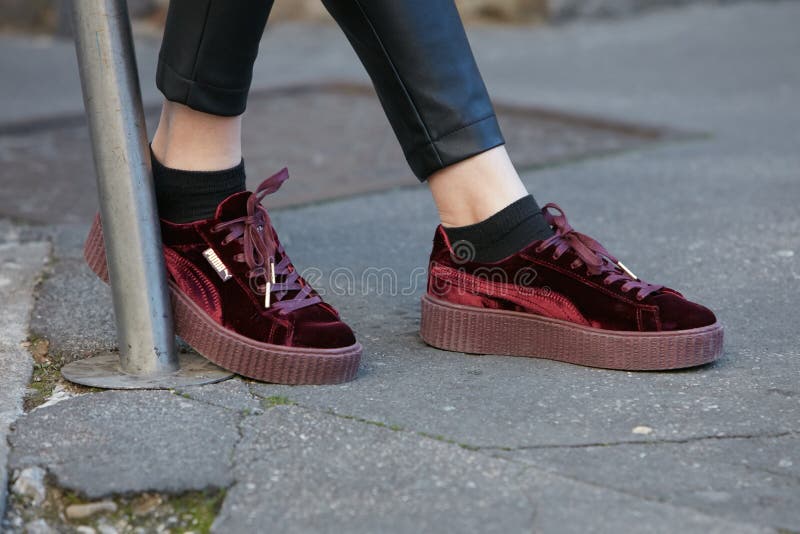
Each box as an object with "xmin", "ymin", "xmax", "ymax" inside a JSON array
[{"xmin": 156, "ymin": 0, "xmax": 504, "ymax": 181}]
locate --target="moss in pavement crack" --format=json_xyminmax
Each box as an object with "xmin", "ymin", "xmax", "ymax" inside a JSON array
[
  {"xmin": 323, "ymin": 409, "xmax": 488, "ymax": 450},
  {"xmin": 7, "ymin": 479, "xmax": 227, "ymax": 534},
  {"xmin": 326, "ymin": 410, "xmax": 405, "ymax": 432},
  {"xmin": 23, "ymin": 331, "xmax": 104, "ymax": 412},
  {"xmin": 261, "ymin": 395, "xmax": 297, "ymax": 408},
  {"xmin": 417, "ymin": 431, "xmax": 483, "ymax": 451},
  {"xmin": 247, "ymin": 389, "xmax": 487, "ymax": 451}
]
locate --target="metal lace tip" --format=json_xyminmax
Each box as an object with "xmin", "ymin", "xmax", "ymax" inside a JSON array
[
  {"xmin": 269, "ymin": 258, "xmax": 276, "ymax": 284},
  {"xmin": 264, "ymin": 259, "xmax": 276, "ymax": 309},
  {"xmin": 202, "ymin": 248, "xmax": 232, "ymax": 282},
  {"xmin": 616, "ymin": 260, "xmax": 638, "ymax": 280}
]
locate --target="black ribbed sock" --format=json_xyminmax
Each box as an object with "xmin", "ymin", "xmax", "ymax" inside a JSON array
[
  {"xmin": 443, "ymin": 195, "xmax": 553, "ymax": 263},
  {"xmin": 151, "ymin": 148, "xmax": 247, "ymax": 223}
]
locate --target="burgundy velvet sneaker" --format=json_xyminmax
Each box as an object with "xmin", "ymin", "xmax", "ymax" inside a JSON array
[
  {"xmin": 84, "ymin": 168, "xmax": 362, "ymax": 384},
  {"xmin": 420, "ymin": 203, "xmax": 723, "ymax": 370}
]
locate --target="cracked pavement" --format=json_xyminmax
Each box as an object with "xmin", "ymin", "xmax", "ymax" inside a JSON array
[
  {"xmin": 2, "ymin": 2, "xmax": 800, "ymax": 532},
  {"xmin": 4, "ymin": 385, "xmax": 776, "ymax": 533}
]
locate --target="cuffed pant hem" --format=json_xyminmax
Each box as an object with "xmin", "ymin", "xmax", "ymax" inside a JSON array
[
  {"xmin": 156, "ymin": 59, "xmax": 250, "ymax": 117},
  {"xmin": 405, "ymin": 114, "xmax": 506, "ymax": 182}
]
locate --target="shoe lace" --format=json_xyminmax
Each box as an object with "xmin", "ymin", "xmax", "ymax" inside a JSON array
[
  {"xmin": 537, "ymin": 203, "xmax": 662, "ymax": 300},
  {"xmin": 211, "ymin": 168, "xmax": 321, "ymax": 314}
]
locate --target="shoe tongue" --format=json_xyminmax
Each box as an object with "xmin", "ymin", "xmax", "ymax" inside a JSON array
[
  {"xmin": 214, "ymin": 191, "xmax": 252, "ymax": 221},
  {"xmin": 212, "ymin": 189, "xmax": 281, "ymax": 247}
]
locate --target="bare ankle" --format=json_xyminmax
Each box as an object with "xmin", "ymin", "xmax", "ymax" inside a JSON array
[
  {"xmin": 151, "ymin": 100, "xmax": 243, "ymax": 171},
  {"xmin": 428, "ymin": 146, "xmax": 528, "ymax": 227}
]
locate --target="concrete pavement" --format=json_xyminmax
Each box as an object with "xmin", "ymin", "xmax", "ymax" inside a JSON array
[
  {"xmin": 1, "ymin": 2, "xmax": 799, "ymax": 532},
  {"xmin": 0, "ymin": 240, "xmax": 49, "ymax": 521}
]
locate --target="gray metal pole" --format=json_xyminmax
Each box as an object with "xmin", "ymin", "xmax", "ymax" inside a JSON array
[
  {"xmin": 61, "ymin": 0, "xmax": 231, "ymax": 388},
  {"xmin": 71, "ymin": 0, "xmax": 176, "ymax": 375}
]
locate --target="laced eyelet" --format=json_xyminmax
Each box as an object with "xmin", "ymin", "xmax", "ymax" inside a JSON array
[
  {"xmin": 570, "ymin": 260, "xmax": 581, "ymax": 270},
  {"xmin": 635, "ymin": 294, "xmax": 645, "ymax": 301},
  {"xmin": 552, "ymin": 253, "xmax": 561, "ymax": 261},
  {"xmin": 603, "ymin": 279, "xmax": 612, "ymax": 286},
  {"xmin": 534, "ymin": 245, "xmax": 545, "ymax": 254}
]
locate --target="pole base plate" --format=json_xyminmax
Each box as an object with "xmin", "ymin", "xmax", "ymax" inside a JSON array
[{"xmin": 61, "ymin": 351, "xmax": 234, "ymax": 389}]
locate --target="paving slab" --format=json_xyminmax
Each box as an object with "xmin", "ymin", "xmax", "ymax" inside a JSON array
[
  {"xmin": 495, "ymin": 433, "xmax": 800, "ymax": 531},
  {"xmin": 219, "ymin": 405, "xmax": 534, "ymax": 534},
  {"xmin": 0, "ymin": 240, "xmax": 50, "ymax": 520},
  {"xmin": 217, "ymin": 405, "xmax": 765, "ymax": 534},
  {"xmin": 176, "ymin": 379, "xmax": 265, "ymax": 416},
  {"xmin": 5, "ymin": 393, "xmax": 769, "ymax": 533},
  {"xmin": 7, "ymin": 390, "xmax": 239, "ymax": 499},
  {"xmin": 28, "ymin": 255, "xmax": 115, "ymax": 363}
]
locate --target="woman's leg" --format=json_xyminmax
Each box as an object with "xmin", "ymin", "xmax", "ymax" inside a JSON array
[
  {"xmin": 152, "ymin": 0, "xmax": 273, "ymax": 168},
  {"xmin": 321, "ymin": 0, "xmax": 504, "ymax": 181},
  {"xmin": 427, "ymin": 146, "xmax": 526, "ymax": 227},
  {"xmin": 321, "ymin": 0, "xmax": 553, "ymax": 262},
  {"xmin": 321, "ymin": 0, "xmax": 723, "ymax": 369},
  {"xmin": 148, "ymin": 0, "xmax": 272, "ymax": 221},
  {"xmin": 151, "ymin": 103, "xmax": 242, "ymax": 171},
  {"xmin": 155, "ymin": 0, "xmax": 272, "ymax": 119},
  {"xmin": 84, "ymin": 0, "xmax": 363, "ymax": 384}
]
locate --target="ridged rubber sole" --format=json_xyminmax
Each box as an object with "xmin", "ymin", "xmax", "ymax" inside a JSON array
[
  {"xmin": 84, "ymin": 216, "xmax": 361, "ymax": 384},
  {"xmin": 420, "ymin": 294, "xmax": 723, "ymax": 371}
]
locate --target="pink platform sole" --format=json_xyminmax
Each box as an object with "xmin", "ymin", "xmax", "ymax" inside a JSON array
[
  {"xmin": 420, "ymin": 294, "xmax": 723, "ymax": 371},
  {"xmin": 84, "ymin": 216, "xmax": 361, "ymax": 385}
]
